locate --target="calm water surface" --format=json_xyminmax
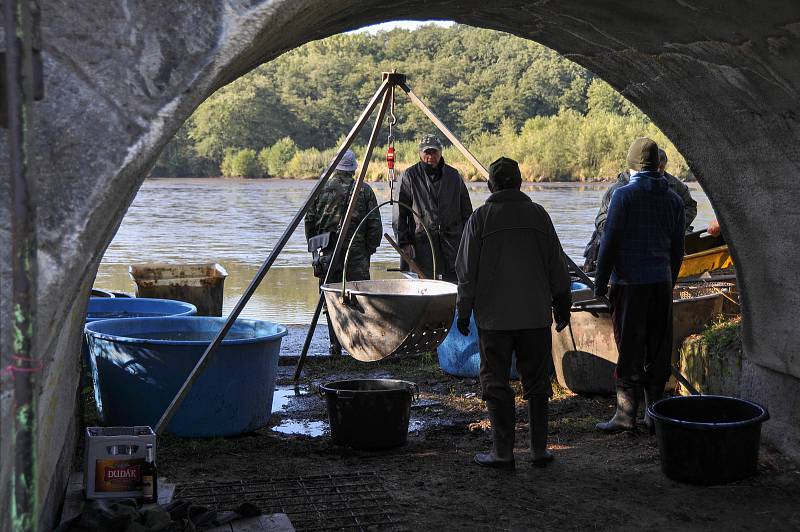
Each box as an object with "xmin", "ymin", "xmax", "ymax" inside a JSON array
[{"xmin": 95, "ymin": 178, "xmax": 716, "ymax": 324}]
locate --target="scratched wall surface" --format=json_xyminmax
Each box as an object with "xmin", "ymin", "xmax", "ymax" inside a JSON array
[{"xmin": 2, "ymin": 0, "xmax": 800, "ymax": 528}]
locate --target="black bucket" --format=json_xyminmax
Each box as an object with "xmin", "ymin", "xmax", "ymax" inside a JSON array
[
  {"xmin": 648, "ymin": 395, "xmax": 769, "ymax": 485},
  {"xmin": 320, "ymin": 379, "xmax": 418, "ymax": 450}
]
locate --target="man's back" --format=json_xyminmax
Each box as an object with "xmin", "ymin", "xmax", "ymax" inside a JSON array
[
  {"xmin": 595, "ymin": 171, "xmax": 685, "ymax": 286},
  {"xmin": 456, "ymin": 189, "xmax": 570, "ymax": 330}
]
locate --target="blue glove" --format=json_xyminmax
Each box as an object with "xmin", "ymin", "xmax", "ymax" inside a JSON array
[{"xmin": 456, "ymin": 316, "xmax": 471, "ymax": 336}]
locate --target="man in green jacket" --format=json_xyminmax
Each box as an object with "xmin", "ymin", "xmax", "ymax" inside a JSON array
[{"xmin": 305, "ymin": 150, "xmax": 382, "ymax": 355}]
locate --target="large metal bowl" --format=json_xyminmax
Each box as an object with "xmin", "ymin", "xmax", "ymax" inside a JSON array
[{"xmin": 321, "ymin": 279, "xmax": 457, "ymax": 362}]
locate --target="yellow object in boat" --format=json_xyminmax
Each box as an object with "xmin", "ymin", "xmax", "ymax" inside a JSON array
[{"xmin": 678, "ymin": 245, "xmax": 733, "ymax": 278}]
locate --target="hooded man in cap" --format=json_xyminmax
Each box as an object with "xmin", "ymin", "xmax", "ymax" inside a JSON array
[
  {"xmin": 456, "ymin": 157, "xmax": 572, "ymax": 470},
  {"xmin": 305, "ymin": 149, "xmax": 382, "ymax": 356},
  {"xmin": 593, "ymin": 138, "xmax": 685, "ymax": 433},
  {"xmin": 582, "ymin": 148, "xmax": 697, "ymax": 272},
  {"xmin": 393, "ymin": 134, "xmax": 473, "ymax": 282}
]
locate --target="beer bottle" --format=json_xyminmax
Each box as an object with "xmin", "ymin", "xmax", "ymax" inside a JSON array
[{"xmin": 141, "ymin": 444, "xmax": 158, "ymax": 504}]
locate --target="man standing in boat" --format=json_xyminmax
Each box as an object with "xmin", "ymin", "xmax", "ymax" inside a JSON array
[
  {"xmin": 393, "ymin": 134, "xmax": 473, "ymax": 282},
  {"xmin": 305, "ymin": 150, "xmax": 382, "ymax": 356},
  {"xmin": 583, "ymin": 148, "xmax": 697, "ymax": 272},
  {"xmin": 593, "ymin": 138, "xmax": 685, "ymax": 433},
  {"xmin": 455, "ymin": 157, "xmax": 572, "ymax": 469}
]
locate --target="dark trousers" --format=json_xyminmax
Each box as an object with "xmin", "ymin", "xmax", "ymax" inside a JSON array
[
  {"xmin": 319, "ymin": 268, "xmax": 369, "ymax": 350},
  {"xmin": 610, "ymin": 282, "xmax": 673, "ymax": 387},
  {"xmin": 478, "ymin": 328, "xmax": 553, "ymax": 406}
]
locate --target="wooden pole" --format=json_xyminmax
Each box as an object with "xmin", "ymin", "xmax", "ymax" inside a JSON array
[
  {"xmin": 383, "ymin": 233, "xmax": 426, "ymax": 279},
  {"xmin": 156, "ymin": 79, "xmax": 391, "ymax": 434}
]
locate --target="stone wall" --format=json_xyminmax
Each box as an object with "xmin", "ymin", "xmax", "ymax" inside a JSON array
[{"xmin": 2, "ymin": 1, "xmax": 800, "ymax": 528}]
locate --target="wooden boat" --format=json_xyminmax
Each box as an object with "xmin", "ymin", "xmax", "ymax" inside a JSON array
[{"xmin": 552, "ymin": 283, "xmax": 734, "ymax": 395}]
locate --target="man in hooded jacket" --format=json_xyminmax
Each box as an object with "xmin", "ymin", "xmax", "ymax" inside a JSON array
[
  {"xmin": 456, "ymin": 157, "xmax": 572, "ymax": 470},
  {"xmin": 593, "ymin": 138, "xmax": 685, "ymax": 433},
  {"xmin": 393, "ymin": 134, "xmax": 473, "ymax": 282}
]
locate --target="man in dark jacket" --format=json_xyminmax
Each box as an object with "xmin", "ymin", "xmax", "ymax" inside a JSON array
[
  {"xmin": 393, "ymin": 134, "xmax": 473, "ymax": 282},
  {"xmin": 456, "ymin": 157, "xmax": 572, "ymax": 470},
  {"xmin": 305, "ymin": 150, "xmax": 382, "ymax": 355},
  {"xmin": 593, "ymin": 138, "xmax": 685, "ymax": 433},
  {"xmin": 583, "ymin": 148, "xmax": 697, "ymax": 271}
]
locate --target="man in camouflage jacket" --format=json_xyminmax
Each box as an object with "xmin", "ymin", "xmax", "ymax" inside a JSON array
[{"xmin": 304, "ymin": 150, "xmax": 382, "ymax": 355}]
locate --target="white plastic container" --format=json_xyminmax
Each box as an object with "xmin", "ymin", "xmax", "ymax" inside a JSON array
[{"xmin": 84, "ymin": 426, "xmax": 156, "ymax": 499}]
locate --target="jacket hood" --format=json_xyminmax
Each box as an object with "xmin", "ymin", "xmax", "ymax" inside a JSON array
[
  {"xmin": 630, "ymin": 171, "xmax": 669, "ymax": 193},
  {"xmin": 486, "ymin": 189, "xmax": 531, "ymax": 203}
]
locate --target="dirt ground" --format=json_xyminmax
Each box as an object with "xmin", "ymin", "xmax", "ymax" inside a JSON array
[{"xmin": 153, "ymin": 353, "xmax": 800, "ymax": 531}]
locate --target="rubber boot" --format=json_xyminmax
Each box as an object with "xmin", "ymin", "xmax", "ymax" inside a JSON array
[
  {"xmin": 529, "ymin": 395, "xmax": 554, "ymax": 468},
  {"xmin": 643, "ymin": 382, "xmax": 664, "ymax": 434},
  {"xmin": 595, "ymin": 384, "xmax": 638, "ymax": 433},
  {"xmin": 474, "ymin": 401, "xmax": 516, "ymax": 470}
]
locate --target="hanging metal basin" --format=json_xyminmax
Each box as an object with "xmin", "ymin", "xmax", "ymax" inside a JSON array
[{"xmin": 321, "ymin": 279, "xmax": 457, "ymax": 362}]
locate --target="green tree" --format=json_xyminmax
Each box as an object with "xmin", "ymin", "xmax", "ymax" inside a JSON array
[
  {"xmin": 221, "ymin": 148, "xmax": 261, "ymax": 178},
  {"xmin": 259, "ymin": 137, "xmax": 298, "ymax": 177}
]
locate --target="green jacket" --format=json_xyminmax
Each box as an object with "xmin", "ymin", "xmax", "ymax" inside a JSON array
[{"xmin": 304, "ymin": 171, "xmax": 381, "ymax": 278}]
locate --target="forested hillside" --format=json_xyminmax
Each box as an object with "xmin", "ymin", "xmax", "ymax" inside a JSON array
[{"xmin": 153, "ymin": 25, "xmax": 689, "ymax": 181}]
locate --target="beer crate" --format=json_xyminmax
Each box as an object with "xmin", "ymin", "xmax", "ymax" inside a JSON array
[{"xmin": 84, "ymin": 426, "xmax": 156, "ymax": 499}]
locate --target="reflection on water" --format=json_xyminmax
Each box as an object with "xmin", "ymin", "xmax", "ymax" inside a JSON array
[{"xmin": 96, "ymin": 178, "xmax": 716, "ymax": 324}]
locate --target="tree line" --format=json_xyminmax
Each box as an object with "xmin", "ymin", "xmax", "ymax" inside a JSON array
[{"xmin": 152, "ymin": 25, "xmax": 690, "ymax": 181}]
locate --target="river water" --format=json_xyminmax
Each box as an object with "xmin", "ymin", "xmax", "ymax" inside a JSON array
[{"xmin": 95, "ymin": 178, "xmax": 716, "ymax": 324}]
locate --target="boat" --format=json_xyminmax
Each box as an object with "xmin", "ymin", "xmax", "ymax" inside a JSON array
[{"xmin": 552, "ymin": 282, "xmax": 734, "ymax": 395}]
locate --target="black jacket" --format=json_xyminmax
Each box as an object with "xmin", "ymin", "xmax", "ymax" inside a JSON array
[
  {"xmin": 455, "ymin": 189, "xmax": 572, "ymax": 330},
  {"xmin": 392, "ymin": 158, "xmax": 473, "ymax": 278}
]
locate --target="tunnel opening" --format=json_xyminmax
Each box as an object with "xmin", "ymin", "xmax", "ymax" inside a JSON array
[
  {"xmin": 92, "ymin": 21, "xmax": 715, "ymax": 324},
  {"xmin": 5, "ymin": 4, "xmax": 800, "ymax": 530}
]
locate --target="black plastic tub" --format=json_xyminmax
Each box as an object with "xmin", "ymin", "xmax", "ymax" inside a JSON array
[
  {"xmin": 648, "ymin": 395, "xmax": 770, "ymax": 485},
  {"xmin": 320, "ymin": 379, "xmax": 418, "ymax": 450}
]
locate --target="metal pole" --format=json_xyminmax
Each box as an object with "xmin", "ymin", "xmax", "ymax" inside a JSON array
[
  {"xmin": 155, "ymin": 79, "xmax": 390, "ymax": 434},
  {"xmin": 293, "ymin": 88, "xmax": 392, "ymax": 381},
  {"xmin": 399, "ymin": 83, "xmax": 489, "ymax": 179},
  {"xmin": 5, "ymin": 0, "xmax": 39, "ymax": 528}
]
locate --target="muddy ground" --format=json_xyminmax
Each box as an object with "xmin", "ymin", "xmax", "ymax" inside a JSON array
[{"xmin": 154, "ymin": 353, "xmax": 800, "ymax": 531}]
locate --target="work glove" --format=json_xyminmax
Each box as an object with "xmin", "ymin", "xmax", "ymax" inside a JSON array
[
  {"xmin": 594, "ymin": 283, "xmax": 608, "ymax": 299},
  {"xmin": 456, "ymin": 315, "xmax": 471, "ymax": 336},
  {"xmin": 552, "ymin": 293, "xmax": 571, "ymax": 333},
  {"xmin": 553, "ymin": 306, "xmax": 571, "ymax": 333}
]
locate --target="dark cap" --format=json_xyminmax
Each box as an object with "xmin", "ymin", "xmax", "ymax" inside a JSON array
[
  {"xmin": 626, "ymin": 137, "xmax": 659, "ymax": 172},
  {"xmin": 488, "ymin": 156, "xmax": 522, "ymax": 190},
  {"xmin": 419, "ymin": 134, "xmax": 443, "ymax": 152}
]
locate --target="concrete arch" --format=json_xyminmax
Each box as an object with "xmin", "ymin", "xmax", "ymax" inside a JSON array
[{"xmin": 2, "ymin": 1, "xmax": 800, "ymax": 528}]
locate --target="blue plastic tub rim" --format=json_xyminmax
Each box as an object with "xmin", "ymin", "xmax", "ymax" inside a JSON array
[
  {"xmin": 86, "ymin": 297, "xmax": 197, "ymax": 322},
  {"xmin": 648, "ymin": 395, "xmax": 770, "ymax": 431},
  {"xmin": 84, "ymin": 316, "xmax": 288, "ymax": 346}
]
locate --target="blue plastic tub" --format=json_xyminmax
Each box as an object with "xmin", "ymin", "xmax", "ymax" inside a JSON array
[
  {"xmin": 84, "ymin": 316, "xmax": 287, "ymax": 437},
  {"xmin": 81, "ymin": 297, "xmax": 198, "ymax": 384},
  {"xmin": 437, "ymin": 282, "xmax": 589, "ymax": 378},
  {"xmin": 85, "ymin": 297, "xmax": 197, "ymax": 323}
]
